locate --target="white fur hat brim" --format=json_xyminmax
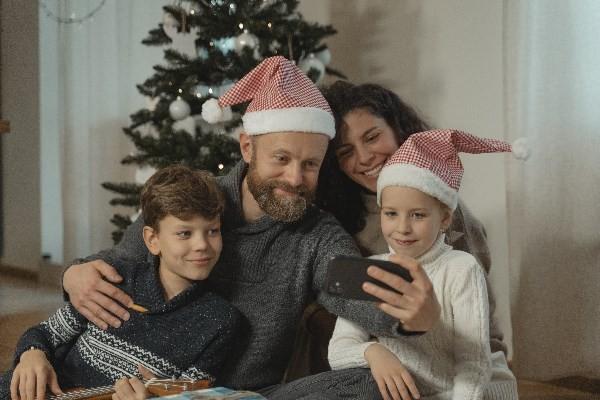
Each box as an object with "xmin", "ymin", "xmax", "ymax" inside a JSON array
[
  {"xmin": 377, "ymin": 163, "xmax": 458, "ymax": 211},
  {"xmin": 242, "ymin": 107, "xmax": 335, "ymax": 139}
]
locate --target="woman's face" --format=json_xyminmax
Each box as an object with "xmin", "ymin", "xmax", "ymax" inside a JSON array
[{"xmin": 335, "ymin": 108, "xmax": 400, "ymax": 192}]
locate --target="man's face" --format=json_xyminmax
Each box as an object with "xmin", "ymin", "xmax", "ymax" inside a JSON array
[{"xmin": 242, "ymin": 132, "xmax": 329, "ymax": 222}]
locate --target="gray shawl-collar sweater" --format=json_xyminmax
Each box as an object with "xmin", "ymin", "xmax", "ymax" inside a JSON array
[{"xmin": 86, "ymin": 162, "xmax": 401, "ymax": 390}]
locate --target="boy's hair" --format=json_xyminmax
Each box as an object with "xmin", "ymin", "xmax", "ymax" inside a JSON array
[{"xmin": 141, "ymin": 165, "xmax": 224, "ymax": 231}]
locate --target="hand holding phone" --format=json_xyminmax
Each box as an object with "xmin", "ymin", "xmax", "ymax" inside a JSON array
[{"xmin": 325, "ymin": 255, "xmax": 413, "ymax": 302}]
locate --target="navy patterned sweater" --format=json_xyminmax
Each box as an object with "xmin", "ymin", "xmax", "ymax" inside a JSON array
[{"xmin": 0, "ymin": 258, "xmax": 241, "ymax": 395}]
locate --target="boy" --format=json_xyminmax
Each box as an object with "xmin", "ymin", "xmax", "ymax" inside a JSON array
[
  {"xmin": 328, "ymin": 130, "xmax": 521, "ymax": 400},
  {"xmin": 0, "ymin": 165, "xmax": 241, "ymax": 400}
]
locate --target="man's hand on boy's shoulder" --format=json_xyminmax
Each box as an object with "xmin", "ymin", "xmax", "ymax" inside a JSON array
[
  {"xmin": 363, "ymin": 253, "xmax": 441, "ymax": 332},
  {"xmin": 64, "ymin": 260, "xmax": 133, "ymax": 330}
]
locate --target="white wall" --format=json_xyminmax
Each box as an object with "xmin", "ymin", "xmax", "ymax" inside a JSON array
[
  {"xmin": 300, "ymin": 0, "xmax": 512, "ymax": 355},
  {"xmin": 0, "ymin": 0, "xmax": 41, "ymax": 271}
]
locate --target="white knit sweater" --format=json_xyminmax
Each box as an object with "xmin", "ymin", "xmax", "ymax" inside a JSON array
[{"xmin": 328, "ymin": 235, "xmax": 517, "ymax": 400}]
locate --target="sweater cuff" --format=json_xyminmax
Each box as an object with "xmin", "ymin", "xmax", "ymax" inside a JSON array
[
  {"xmin": 395, "ymin": 321, "xmax": 425, "ymax": 336},
  {"xmin": 484, "ymin": 379, "xmax": 518, "ymax": 400},
  {"xmin": 14, "ymin": 345, "xmax": 53, "ymax": 369}
]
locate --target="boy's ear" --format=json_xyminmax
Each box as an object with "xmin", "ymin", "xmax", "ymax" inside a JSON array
[
  {"xmin": 239, "ymin": 132, "xmax": 253, "ymax": 163},
  {"xmin": 143, "ymin": 226, "xmax": 161, "ymax": 256}
]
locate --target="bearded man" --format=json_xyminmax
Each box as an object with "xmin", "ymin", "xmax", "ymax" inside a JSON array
[{"xmin": 62, "ymin": 56, "xmax": 439, "ymax": 399}]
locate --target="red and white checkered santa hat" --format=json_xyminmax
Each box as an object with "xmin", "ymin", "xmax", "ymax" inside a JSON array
[
  {"xmin": 377, "ymin": 129, "xmax": 529, "ymax": 210},
  {"xmin": 201, "ymin": 56, "xmax": 335, "ymax": 139}
]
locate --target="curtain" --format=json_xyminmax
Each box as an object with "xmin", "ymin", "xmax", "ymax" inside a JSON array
[
  {"xmin": 40, "ymin": 0, "xmax": 165, "ymax": 263},
  {"xmin": 504, "ymin": 0, "xmax": 600, "ymax": 379}
]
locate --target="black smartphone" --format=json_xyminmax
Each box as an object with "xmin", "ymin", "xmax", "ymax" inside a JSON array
[{"xmin": 325, "ymin": 255, "xmax": 413, "ymax": 302}]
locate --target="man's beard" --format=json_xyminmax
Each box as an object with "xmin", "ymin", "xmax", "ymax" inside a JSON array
[{"xmin": 246, "ymin": 162, "xmax": 315, "ymax": 223}]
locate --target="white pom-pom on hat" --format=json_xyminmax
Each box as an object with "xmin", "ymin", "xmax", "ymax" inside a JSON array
[
  {"xmin": 511, "ymin": 137, "xmax": 531, "ymax": 160},
  {"xmin": 201, "ymin": 98, "xmax": 232, "ymax": 123}
]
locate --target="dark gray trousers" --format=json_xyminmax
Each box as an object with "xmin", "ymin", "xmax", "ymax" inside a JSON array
[{"xmin": 259, "ymin": 368, "xmax": 382, "ymax": 400}]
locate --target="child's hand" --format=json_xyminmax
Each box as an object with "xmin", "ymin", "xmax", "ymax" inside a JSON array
[
  {"xmin": 113, "ymin": 377, "xmax": 149, "ymax": 400},
  {"xmin": 10, "ymin": 349, "xmax": 62, "ymax": 400},
  {"xmin": 112, "ymin": 365, "xmax": 155, "ymax": 400},
  {"xmin": 364, "ymin": 343, "xmax": 420, "ymax": 400}
]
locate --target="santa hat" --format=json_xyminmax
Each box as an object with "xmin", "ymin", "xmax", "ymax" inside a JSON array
[
  {"xmin": 377, "ymin": 129, "xmax": 529, "ymax": 210},
  {"xmin": 201, "ymin": 56, "xmax": 335, "ymax": 139}
]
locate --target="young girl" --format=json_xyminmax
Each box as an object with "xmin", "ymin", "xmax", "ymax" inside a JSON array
[{"xmin": 328, "ymin": 129, "xmax": 520, "ymax": 400}]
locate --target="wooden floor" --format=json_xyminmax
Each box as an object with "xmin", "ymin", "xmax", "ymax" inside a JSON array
[{"xmin": 1, "ymin": 270, "xmax": 599, "ymax": 399}]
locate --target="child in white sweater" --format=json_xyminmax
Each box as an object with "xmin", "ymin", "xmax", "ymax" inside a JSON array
[{"xmin": 328, "ymin": 129, "xmax": 520, "ymax": 400}]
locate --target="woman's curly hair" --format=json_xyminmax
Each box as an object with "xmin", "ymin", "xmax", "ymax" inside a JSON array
[{"xmin": 316, "ymin": 81, "xmax": 431, "ymax": 236}]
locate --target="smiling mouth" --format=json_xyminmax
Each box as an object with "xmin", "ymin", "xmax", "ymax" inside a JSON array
[
  {"xmin": 394, "ymin": 239, "xmax": 417, "ymax": 246},
  {"xmin": 188, "ymin": 258, "xmax": 212, "ymax": 266},
  {"xmin": 362, "ymin": 164, "xmax": 384, "ymax": 177},
  {"xmin": 274, "ymin": 187, "xmax": 301, "ymax": 197}
]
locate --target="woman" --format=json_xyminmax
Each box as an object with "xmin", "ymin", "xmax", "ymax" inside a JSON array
[{"xmin": 316, "ymin": 80, "xmax": 506, "ymax": 354}]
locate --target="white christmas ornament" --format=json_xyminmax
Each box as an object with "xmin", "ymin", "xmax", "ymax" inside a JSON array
[
  {"xmin": 135, "ymin": 166, "xmax": 157, "ymax": 185},
  {"xmin": 169, "ymin": 97, "xmax": 191, "ymax": 120},
  {"xmin": 314, "ymin": 48, "xmax": 331, "ymax": 66},
  {"xmin": 234, "ymin": 30, "xmax": 260, "ymax": 58},
  {"xmin": 173, "ymin": 115, "xmax": 196, "ymax": 135},
  {"xmin": 299, "ymin": 54, "xmax": 325, "ymax": 84}
]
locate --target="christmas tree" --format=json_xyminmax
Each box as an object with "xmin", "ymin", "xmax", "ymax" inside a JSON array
[{"xmin": 103, "ymin": 0, "xmax": 343, "ymax": 243}]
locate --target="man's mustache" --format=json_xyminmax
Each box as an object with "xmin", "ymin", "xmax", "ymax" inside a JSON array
[{"xmin": 267, "ymin": 180, "xmax": 309, "ymax": 197}]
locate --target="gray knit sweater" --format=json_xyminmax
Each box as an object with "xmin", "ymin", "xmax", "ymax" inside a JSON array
[{"xmin": 85, "ymin": 162, "xmax": 401, "ymax": 390}]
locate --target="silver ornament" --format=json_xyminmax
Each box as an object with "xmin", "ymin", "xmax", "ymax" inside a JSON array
[
  {"xmin": 169, "ymin": 97, "xmax": 191, "ymax": 120},
  {"xmin": 298, "ymin": 54, "xmax": 325, "ymax": 84},
  {"xmin": 314, "ymin": 48, "xmax": 331, "ymax": 66}
]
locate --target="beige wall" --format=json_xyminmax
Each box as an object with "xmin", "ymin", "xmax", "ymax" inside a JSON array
[
  {"xmin": 300, "ymin": 0, "xmax": 512, "ymax": 354},
  {"xmin": 0, "ymin": 0, "xmax": 41, "ymax": 271}
]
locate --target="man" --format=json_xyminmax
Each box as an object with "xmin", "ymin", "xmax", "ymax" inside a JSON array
[{"xmin": 63, "ymin": 56, "xmax": 440, "ymax": 399}]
